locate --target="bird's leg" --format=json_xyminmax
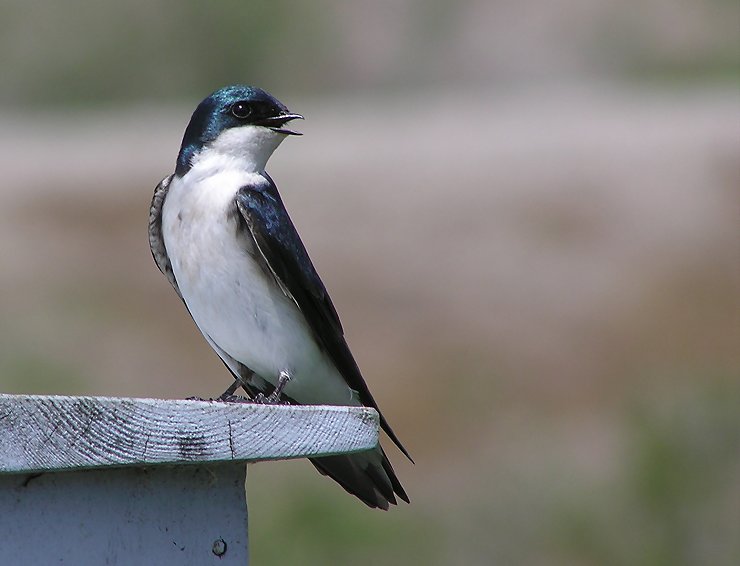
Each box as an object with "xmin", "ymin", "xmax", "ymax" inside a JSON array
[
  {"xmin": 216, "ymin": 368, "xmax": 259, "ymax": 402},
  {"xmin": 270, "ymin": 370, "xmax": 292, "ymax": 402},
  {"xmin": 217, "ymin": 378, "xmax": 242, "ymax": 401},
  {"xmin": 254, "ymin": 370, "xmax": 292, "ymax": 404}
]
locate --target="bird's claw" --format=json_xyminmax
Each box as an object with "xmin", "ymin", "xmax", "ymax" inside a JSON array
[
  {"xmin": 251, "ymin": 371, "xmax": 292, "ymax": 405},
  {"xmin": 219, "ymin": 394, "xmax": 255, "ymax": 404},
  {"xmin": 249, "ymin": 394, "xmax": 290, "ymax": 405},
  {"xmin": 198, "ymin": 371, "xmax": 292, "ymax": 405}
]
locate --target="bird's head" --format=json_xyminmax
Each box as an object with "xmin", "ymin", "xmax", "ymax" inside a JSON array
[{"xmin": 175, "ymin": 85, "xmax": 303, "ymax": 176}]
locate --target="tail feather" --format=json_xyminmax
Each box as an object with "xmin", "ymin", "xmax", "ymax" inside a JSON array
[
  {"xmin": 226, "ymin": 373, "xmax": 410, "ymax": 509},
  {"xmin": 310, "ymin": 447, "xmax": 409, "ymax": 510},
  {"xmin": 380, "ymin": 448, "xmax": 409, "ymax": 503}
]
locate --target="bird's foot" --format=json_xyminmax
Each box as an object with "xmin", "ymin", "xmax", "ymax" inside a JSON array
[
  {"xmin": 219, "ymin": 394, "xmax": 255, "ymax": 404},
  {"xmin": 253, "ymin": 371, "xmax": 292, "ymax": 405},
  {"xmin": 251, "ymin": 393, "xmax": 291, "ymax": 405},
  {"xmin": 186, "ymin": 396, "xmax": 208, "ymax": 401},
  {"xmin": 200, "ymin": 372, "xmax": 292, "ymax": 405}
]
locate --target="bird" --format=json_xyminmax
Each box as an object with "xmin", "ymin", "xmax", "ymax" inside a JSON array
[{"xmin": 148, "ymin": 85, "xmax": 411, "ymax": 509}]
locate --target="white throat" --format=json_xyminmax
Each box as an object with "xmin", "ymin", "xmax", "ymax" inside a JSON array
[{"xmin": 190, "ymin": 125, "xmax": 286, "ymax": 175}]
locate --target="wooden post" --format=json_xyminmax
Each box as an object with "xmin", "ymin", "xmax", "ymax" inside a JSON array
[{"xmin": 0, "ymin": 394, "xmax": 379, "ymax": 565}]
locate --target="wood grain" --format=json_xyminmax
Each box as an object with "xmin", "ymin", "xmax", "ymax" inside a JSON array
[{"xmin": 0, "ymin": 394, "xmax": 379, "ymax": 473}]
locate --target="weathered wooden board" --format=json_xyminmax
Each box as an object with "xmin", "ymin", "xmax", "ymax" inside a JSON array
[{"xmin": 0, "ymin": 394, "xmax": 380, "ymax": 473}]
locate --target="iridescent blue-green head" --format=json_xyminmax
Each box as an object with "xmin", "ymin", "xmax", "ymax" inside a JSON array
[{"xmin": 175, "ymin": 85, "xmax": 303, "ymax": 176}]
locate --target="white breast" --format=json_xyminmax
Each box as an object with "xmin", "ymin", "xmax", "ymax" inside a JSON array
[{"xmin": 161, "ymin": 166, "xmax": 355, "ymax": 405}]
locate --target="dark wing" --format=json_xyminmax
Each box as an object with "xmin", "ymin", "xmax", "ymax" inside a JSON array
[
  {"xmin": 235, "ymin": 179, "xmax": 411, "ymax": 461},
  {"xmin": 148, "ymin": 175, "xmax": 182, "ymax": 298}
]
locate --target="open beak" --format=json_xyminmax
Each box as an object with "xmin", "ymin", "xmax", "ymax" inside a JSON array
[{"xmin": 258, "ymin": 113, "xmax": 304, "ymax": 136}]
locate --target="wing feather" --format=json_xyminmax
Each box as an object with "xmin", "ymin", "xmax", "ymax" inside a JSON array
[
  {"xmin": 235, "ymin": 179, "xmax": 411, "ymax": 461},
  {"xmin": 148, "ymin": 175, "xmax": 182, "ymax": 298}
]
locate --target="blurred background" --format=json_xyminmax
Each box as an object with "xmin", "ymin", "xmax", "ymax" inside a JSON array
[{"xmin": 1, "ymin": 1, "xmax": 738, "ymax": 564}]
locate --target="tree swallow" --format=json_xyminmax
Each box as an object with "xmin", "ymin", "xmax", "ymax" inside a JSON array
[{"xmin": 148, "ymin": 85, "xmax": 410, "ymax": 509}]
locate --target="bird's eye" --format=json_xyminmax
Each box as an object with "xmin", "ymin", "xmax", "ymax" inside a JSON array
[{"xmin": 231, "ymin": 102, "xmax": 252, "ymax": 119}]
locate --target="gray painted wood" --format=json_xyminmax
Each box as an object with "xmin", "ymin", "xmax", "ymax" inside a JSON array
[
  {"xmin": 0, "ymin": 394, "xmax": 379, "ymax": 473},
  {"xmin": 0, "ymin": 394, "xmax": 381, "ymax": 564},
  {"xmin": 0, "ymin": 464, "xmax": 249, "ymax": 565}
]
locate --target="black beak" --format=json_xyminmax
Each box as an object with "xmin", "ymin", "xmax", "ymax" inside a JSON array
[{"xmin": 257, "ymin": 113, "xmax": 304, "ymax": 136}]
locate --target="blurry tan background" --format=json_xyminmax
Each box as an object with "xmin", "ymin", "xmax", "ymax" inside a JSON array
[{"xmin": 1, "ymin": 1, "xmax": 739, "ymax": 564}]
